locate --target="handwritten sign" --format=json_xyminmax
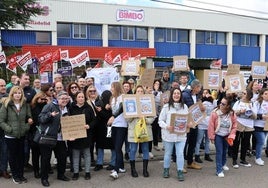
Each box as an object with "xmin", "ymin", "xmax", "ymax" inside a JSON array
[
  {"xmin": 61, "ymin": 114, "xmax": 87, "ymax": 140},
  {"xmin": 251, "ymin": 61, "xmax": 268, "ymax": 79},
  {"xmin": 140, "ymin": 69, "xmax": 156, "ymax": 87},
  {"xmin": 173, "ymin": 56, "xmax": 188, "ymax": 71},
  {"xmin": 226, "ymin": 64, "xmax": 240, "ymax": 75},
  {"xmin": 121, "ymin": 60, "xmax": 140, "ymax": 76}
]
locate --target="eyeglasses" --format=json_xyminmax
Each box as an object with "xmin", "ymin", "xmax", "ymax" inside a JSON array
[
  {"xmin": 89, "ymin": 90, "xmax": 96, "ymax": 93},
  {"xmin": 49, "ymin": 89, "xmax": 54, "ymax": 92},
  {"xmin": 0, "ymin": 85, "xmax": 6, "ymax": 87},
  {"xmin": 71, "ymin": 86, "xmax": 78, "ymax": 89},
  {"xmin": 40, "ymin": 98, "xmax": 48, "ymax": 101},
  {"xmin": 220, "ymin": 102, "xmax": 227, "ymax": 106}
]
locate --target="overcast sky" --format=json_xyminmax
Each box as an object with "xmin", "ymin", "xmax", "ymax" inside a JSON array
[{"xmin": 70, "ymin": 0, "xmax": 268, "ymax": 19}]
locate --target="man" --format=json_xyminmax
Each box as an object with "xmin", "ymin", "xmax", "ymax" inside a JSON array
[
  {"xmin": 77, "ymin": 77, "xmax": 86, "ymax": 93},
  {"xmin": 179, "ymin": 74, "xmax": 191, "ymax": 91},
  {"xmin": 53, "ymin": 73, "xmax": 63, "ymax": 85},
  {"xmin": 33, "ymin": 78, "xmax": 41, "ymax": 93},
  {"xmin": 182, "ymin": 79, "xmax": 203, "ymax": 170},
  {"xmin": 6, "ymin": 74, "xmax": 19, "ymax": 93},
  {"xmin": 161, "ymin": 70, "xmax": 173, "ymax": 92},
  {"xmin": 0, "ymin": 79, "xmax": 11, "ymax": 179}
]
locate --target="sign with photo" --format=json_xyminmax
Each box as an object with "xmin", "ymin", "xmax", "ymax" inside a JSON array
[
  {"xmin": 173, "ymin": 55, "xmax": 188, "ymax": 71},
  {"xmin": 140, "ymin": 68, "xmax": 156, "ymax": 87},
  {"xmin": 122, "ymin": 94, "xmax": 156, "ymax": 118},
  {"xmin": 170, "ymin": 113, "xmax": 189, "ymax": 135},
  {"xmin": 121, "ymin": 59, "xmax": 140, "ymax": 76},
  {"xmin": 160, "ymin": 91, "xmax": 170, "ymax": 106},
  {"xmin": 225, "ymin": 74, "xmax": 245, "ymax": 93},
  {"xmin": 226, "ymin": 64, "xmax": 240, "ymax": 75},
  {"xmin": 203, "ymin": 69, "xmax": 222, "ymax": 89},
  {"xmin": 61, "ymin": 114, "xmax": 87, "ymax": 140},
  {"xmin": 251, "ymin": 61, "xmax": 268, "ymax": 79},
  {"xmin": 188, "ymin": 102, "xmax": 206, "ymax": 126}
]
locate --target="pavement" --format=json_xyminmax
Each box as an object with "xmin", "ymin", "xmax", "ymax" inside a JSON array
[{"xmin": 1, "ymin": 142, "xmax": 268, "ymax": 188}]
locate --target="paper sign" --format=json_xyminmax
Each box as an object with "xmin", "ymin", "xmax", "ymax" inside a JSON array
[
  {"xmin": 188, "ymin": 102, "xmax": 206, "ymax": 126},
  {"xmin": 140, "ymin": 69, "xmax": 156, "ymax": 87},
  {"xmin": 61, "ymin": 114, "xmax": 87, "ymax": 140},
  {"xmin": 170, "ymin": 114, "xmax": 188, "ymax": 135},
  {"xmin": 225, "ymin": 74, "xmax": 245, "ymax": 93},
  {"xmin": 264, "ymin": 121, "xmax": 268, "ymax": 131},
  {"xmin": 203, "ymin": 70, "xmax": 222, "ymax": 89},
  {"xmin": 160, "ymin": 91, "xmax": 170, "ymax": 106},
  {"xmin": 173, "ymin": 56, "xmax": 188, "ymax": 71},
  {"xmin": 226, "ymin": 64, "xmax": 240, "ymax": 75},
  {"xmin": 251, "ymin": 61, "xmax": 268, "ymax": 79},
  {"xmin": 121, "ymin": 60, "xmax": 140, "ymax": 76}
]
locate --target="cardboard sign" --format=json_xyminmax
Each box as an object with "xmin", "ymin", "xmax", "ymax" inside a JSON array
[
  {"xmin": 225, "ymin": 74, "xmax": 245, "ymax": 93},
  {"xmin": 140, "ymin": 69, "xmax": 156, "ymax": 87},
  {"xmin": 61, "ymin": 114, "xmax": 87, "ymax": 140},
  {"xmin": 170, "ymin": 113, "xmax": 188, "ymax": 135},
  {"xmin": 188, "ymin": 102, "xmax": 206, "ymax": 126},
  {"xmin": 160, "ymin": 91, "xmax": 170, "ymax": 106},
  {"xmin": 123, "ymin": 94, "xmax": 156, "ymax": 118},
  {"xmin": 173, "ymin": 56, "xmax": 188, "ymax": 71},
  {"xmin": 121, "ymin": 59, "xmax": 140, "ymax": 76},
  {"xmin": 202, "ymin": 69, "xmax": 222, "ymax": 90},
  {"xmin": 226, "ymin": 64, "xmax": 240, "ymax": 75},
  {"xmin": 264, "ymin": 121, "xmax": 268, "ymax": 131},
  {"xmin": 251, "ymin": 61, "xmax": 268, "ymax": 79}
]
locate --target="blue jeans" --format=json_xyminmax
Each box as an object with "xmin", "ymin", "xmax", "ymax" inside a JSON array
[
  {"xmin": 164, "ymin": 141, "xmax": 186, "ymax": 171},
  {"xmin": 195, "ymin": 129, "xmax": 210, "ymax": 155},
  {"xmin": 96, "ymin": 148, "xmax": 116, "ymax": 166},
  {"xmin": 129, "ymin": 142, "xmax": 149, "ymax": 160},
  {"xmin": 0, "ymin": 136, "xmax": 8, "ymax": 172},
  {"xmin": 73, "ymin": 147, "xmax": 91, "ymax": 173},
  {"xmin": 254, "ymin": 131, "xmax": 267, "ymax": 159},
  {"xmin": 215, "ymin": 135, "xmax": 228, "ymax": 174}
]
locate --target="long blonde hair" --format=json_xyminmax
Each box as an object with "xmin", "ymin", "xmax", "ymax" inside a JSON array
[{"xmin": 4, "ymin": 86, "xmax": 26, "ymax": 108}]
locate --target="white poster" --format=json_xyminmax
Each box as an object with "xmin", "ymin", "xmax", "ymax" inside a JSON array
[{"xmin": 86, "ymin": 68, "xmax": 120, "ymax": 94}]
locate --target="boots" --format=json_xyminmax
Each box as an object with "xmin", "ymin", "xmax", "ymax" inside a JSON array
[
  {"xmin": 34, "ymin": 170, "xmax": 40, "ymax": 179},
  {"xmin": 163, "ymin": 168, "xmax": 169, "ymax": 178},
  {"xmin": 143, "ymin": 160, "xmax": 149, "ymax": 177},
  {"xmin": 130, "ymin": 160, "xmax": 138, "ymax": 177},
  {"xmin": 177, "ymin": 170, "xmax": 184, "ymax": 181},
  {"xmin": 205, "ymin": 154, "xmax": 213, "ymax": 162},
  {"xmin": 195, "ymin": 155, "xmax": 203, "ymax": 163}
]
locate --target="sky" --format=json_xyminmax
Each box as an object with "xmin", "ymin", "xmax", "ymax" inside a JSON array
[{"xmin": 70, "ymin": 0, "xmax": 268, "ymax": 19}]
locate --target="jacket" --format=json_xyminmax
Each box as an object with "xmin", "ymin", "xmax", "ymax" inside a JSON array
[{"xmin": 0, "ymin": 100, "xmax": 32, "ymax": 138}]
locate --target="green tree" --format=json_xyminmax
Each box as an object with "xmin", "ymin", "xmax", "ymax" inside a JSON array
[{"xmin": 0, "ymin": 0, "xmax": 43, "ymax": 29}]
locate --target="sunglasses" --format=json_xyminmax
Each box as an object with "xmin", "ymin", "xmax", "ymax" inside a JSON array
[
  {"xmin": 89, "ymin": 90, "xmax": 96, "ymax": 93},
  {"xmin": 220, "ymin": 102, "xmax": 227, "ymax": 106},
  {"xmin": 71, "ymin": 86, "xmax": 78, "ymax": 89},
  {"xmin": 40, "ymin": 98, "xmax": 48, "ymax": 101}
]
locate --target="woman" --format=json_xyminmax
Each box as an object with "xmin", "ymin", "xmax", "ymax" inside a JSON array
[
  {"xmin": 195, "ymin": 89, "xmax": 216, "ymax": 163},
  {"xmin": 38, "ymin": 91, "xmax": 71, "ymax": 187},
  {"xmin": 127, "ymin": 85, "xmax": 154, "ymax": 178},
  {"xmin": 158, "ymin": 88, "xmax": 189, "ymax": 181},
  {"xmin": 66, "ymin": 82, "xmax": 80, "ymax": 102},
  {"xmin": 108, "ymin": 82, "xmax": 128, "ymax": 179},
  {"xmin": 68, "ymin": 91, "xmax": 96, "ymax": 180},
  {"xmin": 232, "ymin": 89, "xmax": 255, "ymax": 168},
  {"xmin": 0, "ymin": 86, "xmax": 33, "ymax": 184},
  {"xmin": 94, "ymin": 90, "xmax": 116, "ymax": 171},
  {"xmin": 208, "ymin": 96, "xmax": 237, "ymax": 178},
  {"xmin": 41, "ymin": 83, "xmax": 54, "ymax": 103},
  {"xmin": 252, "ymin": 88, "xmax": 268, "ymax": 165},
  {"xmin": 30, "ymin": 92, "xmax": 48, "ymax": 178}
]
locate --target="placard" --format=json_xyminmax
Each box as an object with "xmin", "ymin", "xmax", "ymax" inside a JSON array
[
  {"xmin": 121, "ymin": 59, "xmax": 140, "ymax": 76},
  {"xmin": 61, "ymin": 114, "xmax": 87, "ymax": 140},
  {"xmin": 160, "ymin": 91, "xmax": 170, "ymax": 106},
  {"xmin": 188, "ymin": 102, "xmax": 206, "ymax": 126},
  {"xmin": 122, "ymin": 94, "xmax": 156, "ymax": 118},
  {"xmin": 264, "ymin": 121, "xmax": 268, "ymax": 131},
  {"xmin": 170, "ymin": 113, "xmax": 188, "ymax": 135},
  {"xmin": 203, "ymin": 69, "xmax": 222, "ymax": 90},
  {"xmin": 225, "ymin": 74, "xmax": 245, "ymax": 93},
  {"xmin": 140, "ymin": 69, "xmax": 156, "ymax": 87},
  {"xmin": 251, "ymin": 61, "xmax": 268, "ymax": 79},
  {"xmin": 173, "ymin": 56, "xmax": 188, "ymax": 71},
  {"xmin": 226, "ymin": 64, "xmax": 240, "ymax": 75}
]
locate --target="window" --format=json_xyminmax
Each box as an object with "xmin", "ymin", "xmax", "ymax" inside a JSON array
[
  {"xmin": 89, "ymin": 24, "xmax": 102, "ymax": 39},
  {"xmin": 57, "ymin": 23, "xmax": 71, "ymax": 38},
  {"xmin": 155, "ymin": 28, "xmax": 164, "ymax": 42},
  {"xmin": 241, "ymin": 34, "xmax": 250, "ymax": 46},
  {"xmin": 179, "ymin": 30, "xmax": 189, "ymax": 43},
  {"xmin": 196, "ymin": 31, "xmax": 204, "ymax": 44},
  {"xmin": 217, "ymin": 32, "xmax": 226, "ymax": 45},
  {"xmin": 205, "ymin": 31, "xmax": 216, "ymax": 44},
  {"xmin": 36, "ymin": 32, "xmax": 50, "ymax": 44},
  {"xmin": 233, "ymin": 33, "xmax": 239, "ymax": 46},
  {"xmin": 136, "ymin": 27, "xmax": 148, "ymax": 41},
  {"xmin": 73, "ymin": 24, "xmax": 87, "ymax": 39},
  {"xmin": 108, "ymin": 25, "xmax": 120, "ymax": 40},
  {"xmin": 166, "ymin": 28, "xmax": 177, "ymax": 42},
  {"xmin": 251, "ymin": 34, "xmax": 259, "ymax": 47},
  {"xmin": 122, "ymin": 26, "xmax": 135, "ymax": 40}
]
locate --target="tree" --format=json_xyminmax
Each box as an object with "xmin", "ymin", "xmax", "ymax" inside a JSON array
[{"xmin": 0, "ymin": 0, "xmax": 43, "ymax": 29}]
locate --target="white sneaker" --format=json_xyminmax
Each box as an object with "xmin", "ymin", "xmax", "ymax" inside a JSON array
[
  {"xmin": 255, "ymin": 158, "xmax": 264, "ymax": 166},
  {"xmin": 110, "ymin": 170, "xmax": 118, "ymax": 179},
  {"xmin": 233, "ymin": 164, "xmax": 239, "ymax": 169},
  {"xmin": 217, "ymin": 172, "xmax": 224, "ymax": 178},
  {"xmin": 149, "ymin": 152, "xmax": 154, "ymax": 159},
  {"xmin": 119, "ymin": 168, "xmax": 126, "ymax": 173},
  {"xmin": 222, "ymin": 165, "xmax": 229, "ymax": 171}
]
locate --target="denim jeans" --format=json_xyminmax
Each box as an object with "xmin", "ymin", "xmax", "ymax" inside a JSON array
[
  {"xmin": 215, "ymin": 135, "xmax": 228, "ymax": 174},
  {"xmin": 129, "ymin": 142, "xmax": 149, "ymax": 160},
  {"xmin": 0, "ymin": 136, "xmax": 8, "ymax": 172},
  {"xmin": 254, "ymin": 131, "xmax": 267, "ymax": 159},
  {"xmin": 73, "ymin": 147, "xmax": 91, "ymax": 173},
  {"xmin": 112, "ymin": 127, "xmax": 127, "ymax": 173},
  {"xmin": 195, "ymin": 129, "xmax": 210, "ymax": 155},
  {"xmin": 164, "ymin": 141, "xmax": 186, "ymax": 171},
  {"xmin": 96, "ymin": 148, "xmax": 116, "ymax": 166}
]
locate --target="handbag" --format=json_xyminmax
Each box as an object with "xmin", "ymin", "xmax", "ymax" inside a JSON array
[
  {"xmin": 134, "ymin": 117, "xmax": 149, "ymax": 143},
  {"xmin": 33, "ymin": 126, "xmax": 41, "ymax": 143},
  {"xmin": 38, "ymin": 126, "xmax": 57, "ymax": 148}
]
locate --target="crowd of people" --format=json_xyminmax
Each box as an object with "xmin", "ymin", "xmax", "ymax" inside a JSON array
[{"xmin": 0, "ymin": 69, "xmax": 268, "ymax": 186}]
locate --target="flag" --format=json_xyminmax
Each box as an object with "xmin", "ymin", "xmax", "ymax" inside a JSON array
[
  {"xmin": 210, "ymin": 58, "xmax": 222, "ymax": 69},
  {"xmin": 37, "ymin": 51, "xmax": 53, "ymax": 73},
  {"xmin": 104, "ymin": 50, "xmax": 113, "ymax": 65},
  {"xmin": 51, "ymin": 49, "xmax": 61, "ymax": 63},
  {"xmin": 6, "ymin": 52, "xmax": 22, "ymax": 73},
  {"xmin": 94, "ymin": 62, "xmax": 102, "ymax": 68},
  {"xmin": 28, "ymin": 57, "xmax": 39, "ymax": 74},
  {"xmin": 60, "ymin": 50, "xmax": 69, "ymax": 61},
  {"xmin": 69, "ymin": 50, "xmax": 89, "ymax": 68},
  {"xmin": 121, "ymin": 51, "xmax": 131, "ymax": 60},
  {"xmin": 16, "ymin": 51, "xmax": 32, "ymax": 71},
  {"xmin": 0, "ymin": 51, "xmax": 6, "ymax": 64},
  {"xmin": 133, "ymin": 54, "xmax": 141, "ymax": 60},
  {"xmin": 112, "ymin": 54, "xmax": 122, "ymax": 67}
]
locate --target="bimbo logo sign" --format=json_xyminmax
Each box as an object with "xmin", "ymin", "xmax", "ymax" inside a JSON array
[{"xmin": 116, "ymin": 9, "xmax": 144, "ymax": 22}]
